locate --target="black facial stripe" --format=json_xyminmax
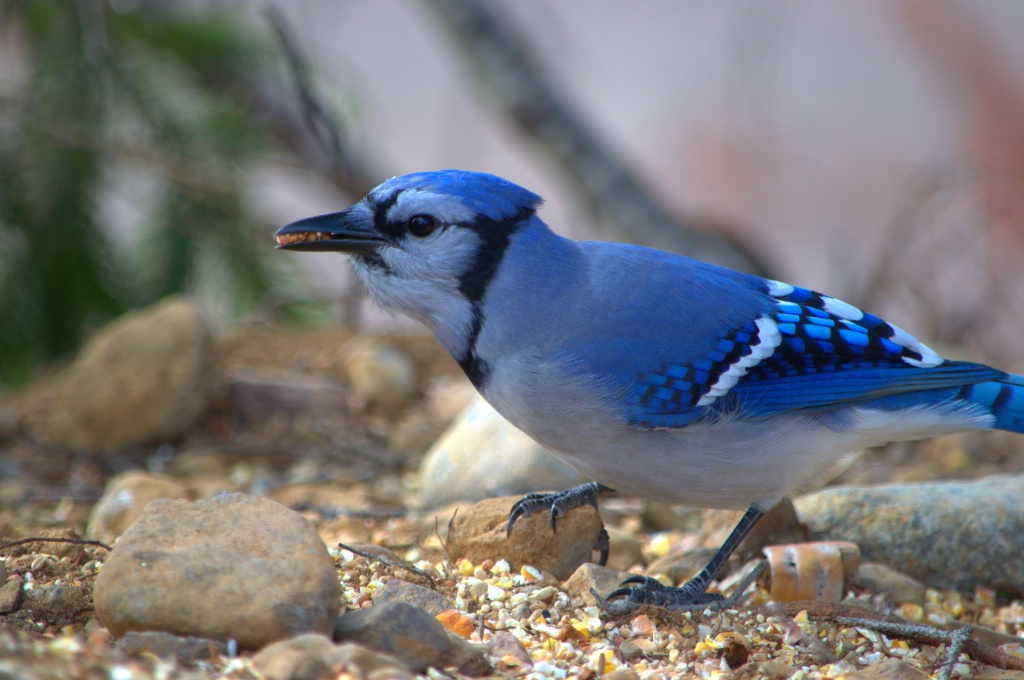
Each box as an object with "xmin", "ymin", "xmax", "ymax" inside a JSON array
[
  {"xmin": 372, "ymin": 191, "xmax": 403, "ymax": 240},
  {"xmin": 353, "ymin": 252, "xmax": 390, "ymax": 274},
  {"xmin": 455, "ymin": 303, "xmax": 491, "ymax": 388},
  {"xmin": 459, "ymin": 351, "xmax": 489, "ymax": 389},
  {"xmin": 456, "ymin": 207, "xmax": 535, "ymax": 389},
  {"xmin": 458, "ymin": 207, "xmax": 534, "ymax": 304}
]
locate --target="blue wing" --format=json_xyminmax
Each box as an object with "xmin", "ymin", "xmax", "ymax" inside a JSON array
[{"xmin": 625, "ymin": 281, "xmax": 1005, "ymax": 428}]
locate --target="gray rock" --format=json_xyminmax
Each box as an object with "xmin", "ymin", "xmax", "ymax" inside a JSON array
[
  {"xmin": 254, "ymin": 634, "xmax": 338, "ymax": 680},
  {"xmin": 253, "ymin": 634, "xmax": 415, "ymax": 680},
  {"xmin": 117, "ymin": 631, "xmax": 229, "ymax": 664},
  {"xmin": 796, "ymin": 475, "xmax": 1024, "ymax": 593},
  {"xmin": 226, "ymin": 370, "xmax": 349, "ymax": 427},
  {"xmin": 42, "ymin": 296, "xmax": 218, "ymax": 453},
  {"xmin": 485, "ymin": 630, "xmax": 532, "ymax": 669},
  {"xmin": 564, "ymin": 563, "xmax": 632, "ymax": 606},
  {"xmin": 0, "ymin": 579, "xmax": 23, "ymax": 614},
  {"xmin": 333, "ymin": 601, "xmax": 491, "ymax": 675},
  {"xmin": 93, "ymin": 493, "xmax": 340, "ymax": 649},
  {"xmin": 30, "ymin": 584, "xmax": 87, "ymax": 620},
  {"xmin": 372, "ymin": 579, "xmax": 453, "ymax": 616},
  {"xmin": 618, "ymin": 640, "xmax": 645, "ymax": 661},
  {"xmin": 419, "ymin": 395, "xmax": 587, "ymax": 507}
]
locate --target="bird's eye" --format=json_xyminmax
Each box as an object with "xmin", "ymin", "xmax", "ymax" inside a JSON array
[{"xmin": 407, "ymin": 214, "xmax": 439, "ymax": 237}]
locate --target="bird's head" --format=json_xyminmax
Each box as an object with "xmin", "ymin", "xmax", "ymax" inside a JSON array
[{"xmin": 276, "ymin": 170, "xmax": 543, "ymax": 357}]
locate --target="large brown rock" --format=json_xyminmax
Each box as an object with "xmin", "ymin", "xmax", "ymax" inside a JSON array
[
  {"xmin": 93, "ymin": 493, "xmax": 340, "ymax": 649},
  {"xmin": 43, "ymin": 297, "xmax": 218, "ymax": 453}
]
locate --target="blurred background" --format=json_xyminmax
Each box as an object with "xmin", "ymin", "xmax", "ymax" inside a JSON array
[{"xmin": 3, "ymin": 0, "xmax": 1024, "ymax": 389}]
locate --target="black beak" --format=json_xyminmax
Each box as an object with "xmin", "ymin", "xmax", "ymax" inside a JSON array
[{"xmin": 274, "ymin": 210, "xmax": 387, "ymax": 254}]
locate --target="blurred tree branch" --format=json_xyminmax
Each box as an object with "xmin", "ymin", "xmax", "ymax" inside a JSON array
[
  {"xmin": 258, "ymin": 7, "xmax": 379, "ymax": 200},
  {"xmin": 175, "ymin": 8, "xmax": 380, "ymax": 201},
  {"xmin": 422, "ymin": 0, "xmax": 768, "ymax": 275}
]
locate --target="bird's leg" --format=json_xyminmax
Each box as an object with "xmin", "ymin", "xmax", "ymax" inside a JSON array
[
  {"xmin": 507, "ymin": 482, "xmax": 613, "ymax": 565},
  {"xmin": 609, "ymin": 505, "xmax": 765, "ymax": 609},
  {"xmin": 593, "ymin": 525, "xmax": 611, "ymax": 568}
]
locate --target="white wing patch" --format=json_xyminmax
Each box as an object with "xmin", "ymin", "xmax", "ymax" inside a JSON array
[
  {"xmin": 821, "ymin": 295, "xmax": 864, "ymax": 321},
  {"xmin": 888, "ymin": 323, "xmax": 943, "ymax": 368},
  {"xmin": 766, "ymin": 279, "xmax": 794, "ymax": 297},
  {"xmin": 766, "ymin": 279, "xmax": 943, "ymax": 369},
  {"xmin": 697, "ymin": 316, "xmax": 781, "ymax": 407}
]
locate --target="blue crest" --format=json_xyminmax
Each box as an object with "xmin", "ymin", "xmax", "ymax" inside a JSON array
[{"xmin": 370, "ymin": 170, "xmax": 543, "ymax": 222}]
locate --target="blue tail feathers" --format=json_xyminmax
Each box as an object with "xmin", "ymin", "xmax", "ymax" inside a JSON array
[{"xmin": 958, "ymin": 374, "xmax": 1024, "ymax": 433}]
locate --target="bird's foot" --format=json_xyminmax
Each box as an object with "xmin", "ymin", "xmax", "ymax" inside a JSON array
[
  {"xmin": 608, "ymin": 575, "xmax": 724, "ymax": 611},
  {"xmin": 606, "ymin": 558, "xmax": 768, "ymax": 613},
  {"xmin": 506, "ymin": 482, "xmax": 610, "ymax": 565}
]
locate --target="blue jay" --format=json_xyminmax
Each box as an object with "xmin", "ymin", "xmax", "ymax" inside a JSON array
[{"xmin": 276, "ymin": 170, "xmax": 1024, "ymax": 608}]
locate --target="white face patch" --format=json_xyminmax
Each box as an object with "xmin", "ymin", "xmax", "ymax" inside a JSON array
[
  {"xmin": 350, "ymin": 226, "xmax": 483, "ymax": 359},
  {"xmin": 697, "ymin": 316, "xmax": 782, "ymax": 407},
  {"xmin": 386, "ymin": 190, "xmax": 477, "ymax": 226}
]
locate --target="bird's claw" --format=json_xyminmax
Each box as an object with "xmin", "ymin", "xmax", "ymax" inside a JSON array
[
  {"xmin": 506, "ymin": 482, "xmax": 611, "ymax": 566},
  {"xmin": 506, "ymin": 491, "xmax": 562, "ymax": 536},
  {"xmin": 506, "ymin": 482, "xmax": 605, "ymax": 536}
]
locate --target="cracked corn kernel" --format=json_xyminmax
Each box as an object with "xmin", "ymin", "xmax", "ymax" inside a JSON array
[
  {"xmin": 275, "ymin": 231, "xmax": 331, "ymax": 246},
  {"xmin": 436, "ymin": 610, "xmax": 475, "ymax": 637}
]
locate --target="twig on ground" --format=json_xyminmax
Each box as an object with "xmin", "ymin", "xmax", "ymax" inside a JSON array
[
  {"xmin": 437, "ymin": 510, "xmax": 457, "ymax": 581},
  {"xmin": 761, "ymin": 602, "xmax": 1024, "ymax": 673},
  {"xmin": 832, "ymin": 617, "xmax": 976, "ymax": 680},
  {"xmin": 338, "ymin": 540, "xmax": 437, "ymax": 589}
]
